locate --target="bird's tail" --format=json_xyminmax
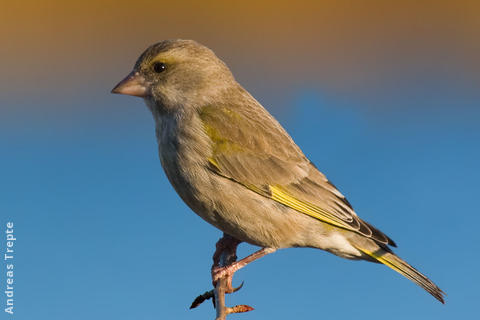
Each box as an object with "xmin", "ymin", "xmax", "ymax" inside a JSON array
[{"xmin": 355, "ymin": 246, "xmax": 445, "ymax": 303}]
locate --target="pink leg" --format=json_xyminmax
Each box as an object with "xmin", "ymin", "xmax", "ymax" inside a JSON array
[{"xmin": 212, "ymin": 247, "xmax": 277, "ymax": 284}]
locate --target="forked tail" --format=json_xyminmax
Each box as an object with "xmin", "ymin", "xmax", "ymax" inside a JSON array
[{"xmin": 355, "ymin": 246, "xmax": 445, "ymax": 303}]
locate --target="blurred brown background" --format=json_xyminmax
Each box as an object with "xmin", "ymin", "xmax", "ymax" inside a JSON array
[{"xmin": 1, "ymin": 0, "xmax": 479, "ymax": 110}]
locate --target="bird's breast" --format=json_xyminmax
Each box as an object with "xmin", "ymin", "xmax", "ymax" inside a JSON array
[{"xmin": 154, "ymin": 112, "xmax": 218, "ymax": 217}]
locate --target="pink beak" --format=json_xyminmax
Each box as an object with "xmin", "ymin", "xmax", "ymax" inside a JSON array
[{"xmin": 111, "ymin": 71, "xmax": 148, "ymax": 98}]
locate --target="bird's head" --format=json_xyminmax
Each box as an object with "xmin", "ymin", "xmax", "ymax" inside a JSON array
[{"xmin": 112, "ymin": 39, "xmax": 235, "ymax": 111}]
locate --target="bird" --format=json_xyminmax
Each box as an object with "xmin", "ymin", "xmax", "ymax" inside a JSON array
[{"xmin": 112, "ymin": 39, "xmax": 444, "ymax": 303}]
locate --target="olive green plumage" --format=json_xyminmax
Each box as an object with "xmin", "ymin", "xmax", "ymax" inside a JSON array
[{"xmin": 112, "ymin": 39, "xmax": 444, "ymax": 303}]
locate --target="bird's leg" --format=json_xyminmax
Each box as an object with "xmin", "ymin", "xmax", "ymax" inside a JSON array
[
  {"xmin": 211, "ymin": 234, "xmax": 242, "ymax": 293},
  {"xmin": 212, "ymin": 234, "xmax": 241, "ymax": 270},
  {"xmin": 212, "ymin": 247, "xmax": 277, "ymax": 286}
]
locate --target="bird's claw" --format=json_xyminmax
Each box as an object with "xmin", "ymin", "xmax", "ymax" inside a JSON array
[
  {"xmin": 231, "ymin": 281, "xmax": 244, "ymax": 293},
  {"xmin": 212, "ymin": 266, "xmax": 244, "ymax": 293},
  {"xmin": 211, "ymin": 265, "xmax": 230, "ymax": 283}
]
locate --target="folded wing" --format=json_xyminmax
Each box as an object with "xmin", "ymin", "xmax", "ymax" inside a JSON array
[{"xmin": 199, "ymin": 102, "xmax": 396, "ymax": 247}]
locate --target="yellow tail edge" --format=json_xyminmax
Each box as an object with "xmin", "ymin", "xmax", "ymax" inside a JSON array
[{"xmin": 355, "ymin": 246, "xmax": 445, "ymax": 304}]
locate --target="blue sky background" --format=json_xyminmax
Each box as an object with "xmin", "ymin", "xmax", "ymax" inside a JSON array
[
  {"xmin": 2, "ymin": 1, "xmax": 480, "ymax": 319},
  {"xmin": 1, "ymin": 85, "xmax": 479, "ymax": 319}
]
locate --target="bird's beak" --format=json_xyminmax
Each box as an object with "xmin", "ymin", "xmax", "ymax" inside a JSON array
[{"xmin": 111, "ymin": 71, "xmax": 148, "ymax": 98}]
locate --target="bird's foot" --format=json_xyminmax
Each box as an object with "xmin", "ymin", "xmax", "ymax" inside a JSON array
[
  {"xmin": 212, "ymin": 265, "xmax": 244, "ymax": 293},
  {"xmin": 191, "ymin": 266, "xmax": 247, "ymax": 310},
  {"xmin": 211, "ymin": 265, "xmax": 234, "ymax": 290},
  {"xmin": 213, "ymin": 247, "xmax": 277, "ymax": 283}
]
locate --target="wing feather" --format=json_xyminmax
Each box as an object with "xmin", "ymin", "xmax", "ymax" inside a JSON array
[{"xmin": 200, "ymin": 101, "xmax": 396, "ymax": 247}]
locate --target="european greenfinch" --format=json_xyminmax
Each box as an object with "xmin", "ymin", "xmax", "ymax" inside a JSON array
[{"xmin": 112, "ymin": 39, "xmax": 444, "ymax": 303}]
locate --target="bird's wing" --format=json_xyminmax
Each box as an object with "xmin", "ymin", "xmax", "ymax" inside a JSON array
[{"xmin": 199, "ymin": 103, "xmax": 396, "ymax": 247}]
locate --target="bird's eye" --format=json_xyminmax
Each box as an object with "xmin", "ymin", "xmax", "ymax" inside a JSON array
[{"xmin": 153, "ymin": 62, "xmax": 166, "ymax": 73}]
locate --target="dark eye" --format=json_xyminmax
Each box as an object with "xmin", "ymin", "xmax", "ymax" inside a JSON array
[{"xmin": 153, "ymin": 62, "xmax": 166, "ymax": 73}]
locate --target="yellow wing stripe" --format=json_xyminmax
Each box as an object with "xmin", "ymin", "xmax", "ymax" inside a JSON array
[
  {"xmin": 355, "ymin": 247, "xmax": 403, "ymax": 274},
  {"xmin": 207, "ymin": 160, "xmax": 357, "ymax": 232},
  {"xmin": 269, "ymin": 185, "xmax": 353, "ymax": 231}
]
